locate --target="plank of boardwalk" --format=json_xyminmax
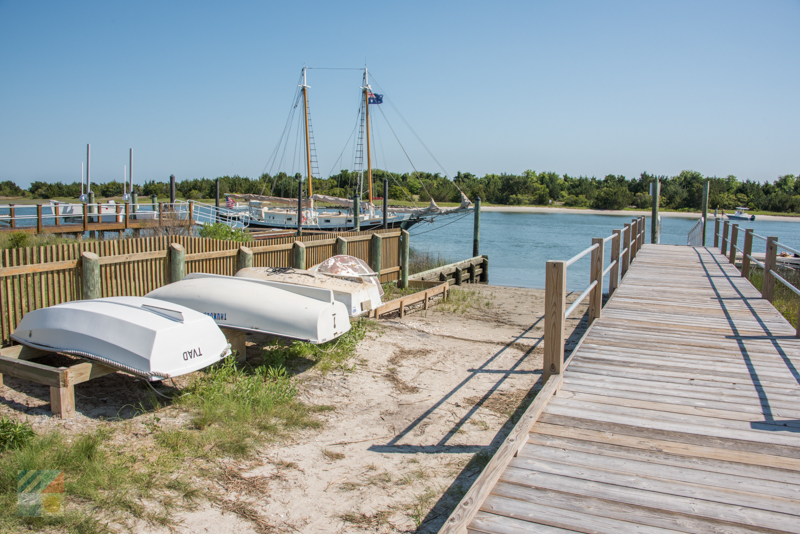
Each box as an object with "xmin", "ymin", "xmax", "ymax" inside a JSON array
[
  {"xmin": 537, "ymin": 413, "xmax": 800, "ymax": 460},
  {"xmin": 498, "ymin": 467, "xmax": 800, "ymax": 533},
  {"xmin": 525, "ymin": 430, "xmax": 800, "ymax": 484},
  {"xmin": 481, "ymin": 492, "xmax": 685, "ymax": 534},
  {"xmin": 490, "ymin": 482, "xmax": 790, "ymax": 534},
  {"xmin": 468, "ymin": 512, "xmax": 577, "ymax": 534}
]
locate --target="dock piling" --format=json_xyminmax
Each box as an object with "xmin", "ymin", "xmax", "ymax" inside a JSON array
[
  {"xmin": 473, "ymin": 197, "xmax": 481, "ymax": 257},
  {"xmin": 81, "ymin": 251, "xmax": 100, "ymax": 299},
  {"xmin": 169, "ymin": 243, "xmax": 186, "ymax": 283}
]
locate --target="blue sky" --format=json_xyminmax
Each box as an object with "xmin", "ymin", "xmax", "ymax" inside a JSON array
[{"xmin": 0, "ymin": 0, "xmax": 797, "ymax": 188}]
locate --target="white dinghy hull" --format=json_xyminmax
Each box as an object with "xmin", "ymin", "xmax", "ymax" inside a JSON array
[
  {"xmin": 235, "ymin": 267, "xmax": 381, "ymax": 317},
  {"xmin": 146, "ymin": 273, "xmax": 351, "ymax": 344},
  {"xmin": 11, "ymin": 297, "xmax": 232, "ymax": 380}
]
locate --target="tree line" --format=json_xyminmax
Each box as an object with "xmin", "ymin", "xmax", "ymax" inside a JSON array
[{"xmin": 3, "ymin": 169, "xmax": 799, "ymax": 213}]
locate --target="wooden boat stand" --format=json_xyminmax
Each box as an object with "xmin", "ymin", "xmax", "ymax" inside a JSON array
[
  {"xmin": 0, "ymin": 344, "xmax": 116, "ymax": 418},
  {"xmin": 372, "ymin": 280, "xmax": 449, "ymax": 319}
]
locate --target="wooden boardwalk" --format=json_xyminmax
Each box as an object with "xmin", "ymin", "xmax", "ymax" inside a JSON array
[{"xmin": 463, "ymin": 245, "xmax": 800, "ymax": 533}]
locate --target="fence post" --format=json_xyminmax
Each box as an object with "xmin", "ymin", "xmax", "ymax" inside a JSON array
[
  {"xmin": 741, "ymin": 229, "xmax": 753, "ymax": 277},
  {"xmin": 293, "ymin": 241, "xmax": 306, "ymax": 270},
  {"xmin": 714, "ymin": 218, "xmax": 720, "ymax": 248},
  {"xmin": 763, "ymin": 237, "xmax": 778, "ymax": 302},
  {"xmin": 638, "ymin": 217, "xmax": 646, "ymax": 249},
  {"xmin": 729, "ymin": 224, "xmax": 739, "ymax": 264},
  {"xmin": 237, "ymin": 245, "xmax": 253, "ymax": 272},
  {"xmin": 544, "ymin": 260, "xmax": 566, "ymax": 381},
  {"xmin": 159, "ymin": 203, "xmax": 164, "ymax": 227},
  {"xmin": 36, "ymin": 204, "xmax": 43, "ymax": 234},
  {"xmin": 82, "ymin": 203, "xmax": 88, "ymax": 232},
  {"xmin": 81, "ymin": 251, "xmax": 100, "ymax": 299},
  {"xmin": 336, "ymin": 236, "xmax": 348, "ymax": 256},
  {"xmin": 630, "ymin": 219, "xmax": 638, "ymax": 260},
  {"xmin": 482, "ymin": 255, "xmax": 489, "ymax": 284},
  {"xmin": 651, "ymin": 180, "xmax": 660, "ymax": 244},
  {"xmin": 621, "ymin": 224, "xmax": 631, "ymax": 277},
  {"xmin": 721, "ymin": 220, "xmax": 729, "ymax": 256},
  {"xmin": 400, "ymin": 229, "xmax": 410, "ymax": 289},
  {"xmin": 124, "ymin": 203, "xmax": 130, "ymax": 230},
  {"xmin": 589, "ymin": 237, "xmax": 604, "ymax": 324},
  {"xmin": 609, "ymin": 230, "xmax": 621, "ymax": 296},
  {"xmin": 169, "ymin": 243, "xmax": 186, "ymax": 283},
  {"xmin": 370, "ymin": 233, "xmax": 383, "ymax": 275},
  {"xmin": 188, "ymin": 200, "xmax": 194, "ymax": 227}
]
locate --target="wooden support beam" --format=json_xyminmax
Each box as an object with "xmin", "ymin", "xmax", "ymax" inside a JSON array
[
  {"xmin": 763, "ymin": 236, "xmax": 778, "ymax": 302},
  {"xmin": 729, "ymin": 224, "xmax": 739, "ymax": 264},
  {"xmin": 609, "ymin": 230, "xmax": 621, "ymax": 296},
  {"xmin": 741, "ymin": 228, "xmax": 753, "ymax": 277},
  {"xmin": 220, "ymin": 327, "xmax": 247, "ymax": 363},
  {"xmin": 589, "ymin": 237, "xmax": 603, "ymax": 325},
  {"xmin": 50, "ymin": 381, "xmax": 75, "ymax": 419},
  {"xmin": 544, "ymin": 260, "xmax": 566, "ymax": 381}
]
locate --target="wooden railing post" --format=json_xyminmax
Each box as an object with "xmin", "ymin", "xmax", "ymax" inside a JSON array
[
  {"xmin": 82, "ymin": 203, "xmax": 88, "ymax": 232},
  {"xmin": 237, "ymin": 245, "xmax": 253, "ymax": 272},
  {"xmin": 714, "ymin": 218, "xmax": 720, "ymax": 248},
  {"xmin": 629, "ymin": 219, "xmax": 638, "ymax": 260},
  {"xmin": 544, "ymin": 260, "xmax": 566, "ymax": 381},
  {"xmin": 621, "ymin": 224, "xmax": 631, "ymax": 277},
  {"xmin": 370, "ymin": 233, "xmax": 383, "ymax": 275},
  {"xmin": 54, "ymin": 203, "xmax": 60, "ymax": 226},
  {"xmin": 721, "ymin": 220, "xmax": 729, "ymax": 256},
  {"xmin": 728, "ymin": 224, "xmax": 739, "ymax": 264},
  {"xmin": 81, "ymin": 251, "xmax": 100, "ymax": 299},
  {"xmin": 638, "ymin": 217, "xmax": 645, "ymax": 249},
  {"xmin": 482, "ymin": 255, "xmax": 489, "ymax": 284},
  {"xmin": 336, "ymin": 236, "xmax": 348, "ymax": 256},
  {"xmin": 741, "ymin": 229, "xmax": 753, "ymax": 277},
  {"xmin": 609, "ymin": 230, "xmax": 622, "ymax": 296},
  {"xmin": 292, "ymin": 241, "xmax": 306, "ymax": 270},
  {"xmin": 589, "ymin": 238, "xmax": 603, "ymax": 324},
  {"xmin": 36, "ymin": 204, "xmax": 43, "ymax": 234},
  {"xmin": 763, "ymin": 237, "xmax": 778, "ymax": 302},
  {"xmin": 169, "ymin": 243, "xmax": 186, "ymax": 283},
  {"xmin": 9, "ymin": 205, "xmax": 15, "ymax": 228},
  {"xmin": 400, "ymin": 229, "xmax": 410, "ymax": 289},
  {"xmin": 188, "ymin": 200, "xmax": 194, "ymax": 227},
  {"xmin": 124, "ymin": 203, "xmax": 130, "ymax": 229},
  {"xmin": 158, "ymin": 203, "xmax": 164, "ymax": 227}
]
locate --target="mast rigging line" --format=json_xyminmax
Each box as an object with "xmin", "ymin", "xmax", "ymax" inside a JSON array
[
  {"xmin": 261, "ymin": 75, "xmax": 304, "ymax": 195},
  {"xmin": 409, "ymin": 212, "xmax": 472, "ymax": 237}
]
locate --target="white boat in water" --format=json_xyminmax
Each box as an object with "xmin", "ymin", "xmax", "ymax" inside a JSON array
[
  {"xmin": 11, "ymin": 297, "xmax": 231, "ymax": 380},
  {"xmin": 146, "ymin": 273, "xmax": 351, "ymax": 344},
  {"xmin": 726, "ymin": 207, "xmax": 756, "ymax": 221},
  {"xmin": 236, "ymin": 255, "xmax": 383, "ymax": 317}
]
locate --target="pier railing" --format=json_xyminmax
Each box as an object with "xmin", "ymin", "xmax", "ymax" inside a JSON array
[
  {"xmin": 544, "ymin": 216, "xmax": 646, "ymax": 380},
  {"xmin": 0, "ymin": 228, "xmax": 407, "ymax": 346},
  {"xmin": 714, "ymin": 220, "xmax": 800, "ymax": 336},
  {"xmin": 441, "ymin": 216, "xmax": 647, "ymax": 533},
  {"xmin": 687, "ymin": 217, "xmax": 704, "ymax": 246}
]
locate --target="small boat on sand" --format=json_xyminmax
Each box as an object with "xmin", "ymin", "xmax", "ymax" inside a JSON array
[
  {"xmin": 235, "ymin": 255, "xmax": 383, "ymax": 317},
  {"xmin": 146, "ymin": 274, "xmax": 350, "ymax": 344},
  {"xmin": 11, "ymin": 297, "xmax": 231, "ymax": 380}
]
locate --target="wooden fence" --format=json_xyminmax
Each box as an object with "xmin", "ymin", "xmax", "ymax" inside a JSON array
[{"xmin": 0, "ymin": 228, "xmax": 406, "ymax": 346}]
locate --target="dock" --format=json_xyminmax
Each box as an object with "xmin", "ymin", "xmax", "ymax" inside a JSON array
[{"xmin": 443, "ymin": 243, "xmax": 800, "ymax": 533}]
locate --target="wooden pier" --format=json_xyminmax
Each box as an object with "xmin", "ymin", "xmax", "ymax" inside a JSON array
[{"xmin": 443, "ymin": 244, "xmax": 800, "ymax": 533}]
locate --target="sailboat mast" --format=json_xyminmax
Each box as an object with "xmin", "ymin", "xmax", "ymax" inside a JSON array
[
  {"xmin": 302, "ymin": 67, "xmax": 313, "ymax": 198},
  {"xmin": 364, "ymin": 68, "xmax": 373, "ymax": 204}
]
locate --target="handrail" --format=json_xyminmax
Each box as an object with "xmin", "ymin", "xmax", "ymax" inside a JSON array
[
  {"xmin": 746, "ymin": 254, "xmax": 764, "ymax": 268},
  {"xmin": 770, "ymin": 269, "xmax": 800, "ymax": 298},
  {"xmin": 565, "ymin": 243, "xmax": 599, "ymax": 267},
  {"xmin": 752, "ymin": 233, "xmax": 768, "ymax": 242},
  {"xmin": 603, "ymin": 234, "xmax": 618, "ymax": 244},
  {"xmin": 564, "ymin": 280, "xmax": 598, "ymax": 319},
  {"xmin": 603, "ymin": 259, "xmax": 616, "ymax": 277},
  {"xmin": 687, "ymin": 217, "xmax": 704, "ymax": 246}
]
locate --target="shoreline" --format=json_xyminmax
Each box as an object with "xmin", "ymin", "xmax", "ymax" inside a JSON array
[{"xmin": 481, "ymin": 205, "xmax": 800, "ymax": 222}]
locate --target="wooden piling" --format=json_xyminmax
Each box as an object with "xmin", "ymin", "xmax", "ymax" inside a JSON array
[
  {"xmin": 701, "ymin": 180, "xmax": 709, "ymax": 246},
  {"xmin": 400, "ymin": 229, "xmax": 410, "ymax": 289},
  {"xmin": 544, "ymin": 260, "xmax": 566, "ymax": 381},
  {"xmin": 169, "ymin": 243, "xmax": 185, "ymax": 283},
  {"xmin": 336, "ymin": 236, "xmax": 348, "ymax": 256},
  {"xmin": 293, "ymin": 241, "xmax": 306, "ymax": 270},
  {"xmin": 370, "ymin": 233, "xmax": 383, "ymax": 274},
  {"xmin": 237, "ymin": 246, "xmax": 253, "ymax": 272},
  {"xmin": 81, "ymin": 251, "xmax": 100, "ymax": 299}
]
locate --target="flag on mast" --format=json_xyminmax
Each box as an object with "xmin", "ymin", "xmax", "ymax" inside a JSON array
[{"xmin": 368, "ymin": 92, "xmax": 383, "ymax": 104}]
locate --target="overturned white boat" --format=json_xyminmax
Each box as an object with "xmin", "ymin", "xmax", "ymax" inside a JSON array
[
  {"xmin": 236, "ymin": 256, "xmax": 382, "ymax": 317},
  {"xmin": 146, "ymin": 273, "xmax": 350, "ymax": 344},
  {"xmin": 11, "ymin": 297, "xmax": 232, "ymax": 380}
]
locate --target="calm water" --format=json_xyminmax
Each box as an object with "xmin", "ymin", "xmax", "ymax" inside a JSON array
[{"xmin": 409, "ymin": 211, "xmax": 800, "ymax": 290}]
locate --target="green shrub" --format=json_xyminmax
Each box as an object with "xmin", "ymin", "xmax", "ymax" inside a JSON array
[
  {"xmin": 198, "ymin": 222, "xmax": 249, "ymax": 242},
  {"xmin": 0, "ymin": 417, "xmax": 35, "ymax": 451}
]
